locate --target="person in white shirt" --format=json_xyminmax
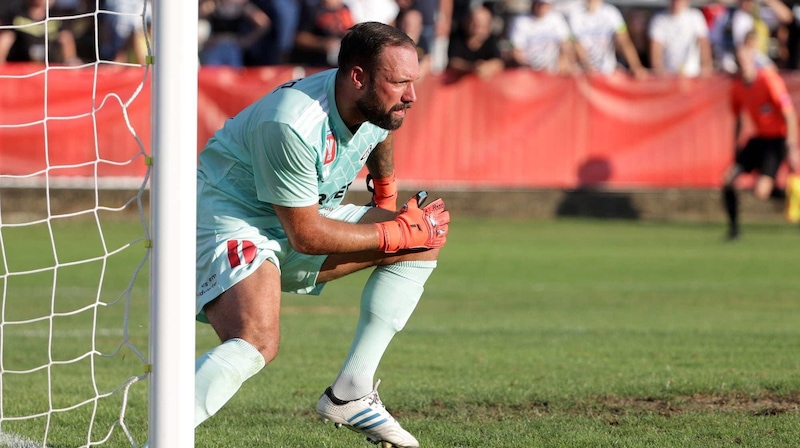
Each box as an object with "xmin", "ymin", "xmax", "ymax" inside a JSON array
[
  {"xmin": 507, "ymin": 0, "xmax": 576, "ymax": 74},
  {"xmin": 648, "ymin": 0, "xmax": 713, "ymax": 77},
  {"xmin": 344, "ymin": 0, "xmax": 399, "ymax": 25},
  {"xmin": 566, "ymin": 0, "xmax": 647, "ymax": 78}
]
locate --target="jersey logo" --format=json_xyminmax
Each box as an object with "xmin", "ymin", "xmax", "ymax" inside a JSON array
[
  {"xmin": 360, "ymin": 144, "xmax": 374, "ymax": 163},
  {"xmin": 227, "ymin": 240, "xmax": 257, "ymax": 268},
  {"xmin": 324, "ymin": 130, "xmax": 337, "ymax": 165}
]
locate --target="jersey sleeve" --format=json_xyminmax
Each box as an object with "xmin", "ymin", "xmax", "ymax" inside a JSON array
[
  {"xmin": 764, "ymin": 69, "xmax": 794, "ymax": 113},
  {"xmin": 507, "ymin": 16, "xmax": 524, "ymax": 49},
  {"xmin": 691, "ymin": 9, "xmax": 709, "ymax": 38},
  {"xmin": 250, "ymin": 120, "xmax": 320, "ymax": 208},
  {"xmin": 648, "ymin": 14, "xmax": 663, "ymax": 42},
  {"xmin": 555, "ymin": 15, "xmax": 571, "ymax": 42},
  {"xmin": 609, "ymin": 6, "xmax": 627, "ymax": 34}
]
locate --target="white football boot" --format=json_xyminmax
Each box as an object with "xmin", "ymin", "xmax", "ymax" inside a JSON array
[{"xmin": 316, "ymin": 380, "xmax": 420, "ymax": 448}]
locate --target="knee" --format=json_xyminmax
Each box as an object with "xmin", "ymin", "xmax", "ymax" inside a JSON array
[
  {"xmin": 246, "ymin": 332, "xmax": 280, "ymax": 364},
  {"xmin": 395, "ymin": 247, "xmax": 440, "ymax": 264},
  {"xmin": 210, "ymin": 322, "xmax": 280, "ymax": 364},
  {"xmin": 418, "ymin": 247, "xmax": 440, "ymax": 262},
  {"xmin": 754, "ymin": 186, "xmax": 771, "ymax": 200},
  {"xmin": 754, "ymin": 178, "xmax": 774, "ymax": 200},
  {"xmin": 260, "ymin": 347, "xmax": 279, "ymax": 365}
]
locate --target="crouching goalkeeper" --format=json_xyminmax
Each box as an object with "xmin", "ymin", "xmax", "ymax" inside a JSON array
[{"xmin": 191, "ymin": 22, "xmax": 448, "ymax": 448}]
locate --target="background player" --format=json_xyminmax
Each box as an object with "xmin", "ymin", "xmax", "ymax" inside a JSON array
[
  {"xmin": 192, "ymin": 22, "xmax": 449, "ymax": 448},
  {"xmin": 723, "ymin": 31, "xmax": 800, "ymax": 239}
]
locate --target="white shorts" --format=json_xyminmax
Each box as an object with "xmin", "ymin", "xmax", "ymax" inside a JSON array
[{"xmin": 195, "ymin": 188, "xmax": 370, "ymax": 323}]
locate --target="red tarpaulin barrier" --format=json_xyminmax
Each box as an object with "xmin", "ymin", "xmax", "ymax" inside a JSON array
[{"xmin": 2, "ymin": 63, "xmax": 797, "ymax": 188}]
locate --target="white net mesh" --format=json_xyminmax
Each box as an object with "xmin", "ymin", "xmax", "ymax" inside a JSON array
[{"xmin": 0, "ymin": 1, "xmax": 153, "ymax": 447}]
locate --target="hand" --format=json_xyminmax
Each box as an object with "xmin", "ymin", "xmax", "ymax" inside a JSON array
[
  {"xmin": 632, "ymin": 66, "xmax": 650, "ymax": 80},
  {"xmin": 366, "ymin": 173, "xmax": 398, "ymax": 210},
  {"xmin": 376, "ymin": 192, "xmax": 450, "ymax": 253}
]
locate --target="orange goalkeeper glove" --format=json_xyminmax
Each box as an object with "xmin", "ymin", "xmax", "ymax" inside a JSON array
[
  {"xmin": 366, "ymin": 173, "xmax": 398, "ymax": 211},
  {"xmin": 376, "ymin": 191, "xmax": 450, "ymax": 253}
]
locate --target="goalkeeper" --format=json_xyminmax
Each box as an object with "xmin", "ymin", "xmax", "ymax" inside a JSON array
[{"xmin": 193, "ymin": 21, "xmax": 448, "ymax": 448}]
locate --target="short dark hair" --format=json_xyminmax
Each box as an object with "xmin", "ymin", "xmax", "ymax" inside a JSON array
[{"xmin": 337, "ymin": 22, "xmax": 416, "ymax": 78}]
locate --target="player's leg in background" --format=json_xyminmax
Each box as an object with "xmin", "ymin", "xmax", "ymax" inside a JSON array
[
  {"xmin": 722, "ymin": 163, "xmax": 744, "ymax": 240},
  {"xmin": 753, "ymin": 174, "xmax": 776, "ymax": 201},
  {"xmin": 754, "ymin": 137, "xmax": 786, "ymax": 202},
  {"xmin": 722, "ymin": 138, "xmax": 764, "ymax": 240}
]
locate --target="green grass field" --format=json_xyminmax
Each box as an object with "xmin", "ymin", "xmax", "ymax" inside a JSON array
[{"xmin": 1, "ymin": 217, "xmax": 798, "ymax": 447}]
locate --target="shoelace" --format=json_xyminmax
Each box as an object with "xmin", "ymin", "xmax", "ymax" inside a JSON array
[
  {"xmin": 366, "ymin": 379, "xmax": 386, "ymax": 410},
  {"xmin": 367, "ymin": 391, "xmax": 381, "ymax": 407}
]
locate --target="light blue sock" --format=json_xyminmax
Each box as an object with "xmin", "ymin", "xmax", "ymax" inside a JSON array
[
  {"xmin": 331, "ymin": 260, "xmax": 436, "ymax": 401},
  {"xmin": 195, "ymin": 338, "xmax": 265, "ymax": 427}
]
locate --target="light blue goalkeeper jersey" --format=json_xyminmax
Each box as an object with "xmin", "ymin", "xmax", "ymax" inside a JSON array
[{"xmin": 197, "ymin": 69, "xmax": 389, "ymax": 232}]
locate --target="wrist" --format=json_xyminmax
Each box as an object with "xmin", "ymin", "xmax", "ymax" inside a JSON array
[
  {"xmin": 375, "ymin": 221, "xmax": 402, "ymax": 253},
  {"xmin": 372, "ymin": 173, "xmax": 397, "ymax": 210}
]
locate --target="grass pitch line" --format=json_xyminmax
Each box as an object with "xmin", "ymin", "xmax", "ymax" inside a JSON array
[
  {"xmin": 5, "ymin": 328, "xmax": 126, "ymax": 339},
  {"xmin": 0, "ymin": 432, "xmax": 54, "ymax": 448}
]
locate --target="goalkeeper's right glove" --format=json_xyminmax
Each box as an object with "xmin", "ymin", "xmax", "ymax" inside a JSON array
[{"xmin": 376, "ymin": 191, "xmax": 450, "ymax": 253}]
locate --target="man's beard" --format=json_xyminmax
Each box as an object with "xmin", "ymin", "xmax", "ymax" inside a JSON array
[{"xmin": 355, "ymin": 84, "xmax": 410, "ymax": 131}]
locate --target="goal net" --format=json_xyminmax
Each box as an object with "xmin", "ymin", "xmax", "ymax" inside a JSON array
[{"xmin": 0, "ymin": 1, "xmax": 196, "ymax": 447}]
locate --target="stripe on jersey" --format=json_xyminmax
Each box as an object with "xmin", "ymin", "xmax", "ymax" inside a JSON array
[{"xmin": 294, "ymin": 94, "xmax": 330, "ymax": 138}]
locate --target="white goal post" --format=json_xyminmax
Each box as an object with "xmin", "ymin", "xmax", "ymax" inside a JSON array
[{"xmin": 149, "ymin": 1, "xmax": 197, "ymax": 447}]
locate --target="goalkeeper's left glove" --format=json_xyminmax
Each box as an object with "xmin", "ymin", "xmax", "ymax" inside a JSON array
[
  {"xmin": 375, "ymin": 191, "xmax": 450, "ymax": 253},
  {"xmin": 366, "ymin": 173, "xmax": 398, "ymax": 211}
]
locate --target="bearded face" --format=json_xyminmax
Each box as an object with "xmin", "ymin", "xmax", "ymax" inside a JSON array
[{"xmin": 355, "ymin": 74, "xmax": 412, "ymax": 131}]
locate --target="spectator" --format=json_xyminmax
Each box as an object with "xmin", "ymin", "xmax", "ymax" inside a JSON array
[
  {"xmin": 247, "ymin": 0, "xmax": 300, "ymax": 66},
  {"xmin": 648, "ymin": 0, "xmax": 713, "ymax": 77},
  {"xmin": 708, "ymin": 0, "xmax": 793, "ymax": 73},
  {"xmin": 566, "ymin": 0, "xmax": 647, "ymax": 78},
  {"xmin": 506, "ymin": 0, "xmax": 576, "ymax": 75},
  {"xmin": 199, "ymin": 0, "xmax": 270, "ymax": 67},
  {"xmin": 781, "ymin": 0, "xmax": 800, "ymax": 69},
  {"xmin": 52, "ymin": 0, "xmax": 95, "ymax": 63},
  {"xmin": 344, "ymin": 0, "xmax": 399, "ymax": 25},
  {"xmin": 701, "ymin": 0, "xmax": 728, "ymax": 30},
  {"xmin": 446, "ymin": 4, "xmax": 504, "ymax": 79},
  {"xmin": 0, "ymin": 0, "xmax": 82, "ymax": 65},
  {"xmin": 290, "ymin": 0, "xmax": 354, "ymax": 67},
  {"xmin": 99, "ymin": 0, "xmax": 151, "ymax": 65},
  {"xmin": 722, "ymin": 31, "xmax": 799, "ymax": 240},
  {"xmin": 396, "ymin": 0, "xmax": 453, "ymax": 75}
]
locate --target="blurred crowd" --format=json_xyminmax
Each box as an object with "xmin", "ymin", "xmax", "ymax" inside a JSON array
[{"xmin": 4, "ymin": 0, "xmax": 800, "ymax": 76}]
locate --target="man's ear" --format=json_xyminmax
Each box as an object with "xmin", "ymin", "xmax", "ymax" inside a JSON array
[{"xmin": 351, "ymin": 66, "xmax": 366, "ymax": 90}]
